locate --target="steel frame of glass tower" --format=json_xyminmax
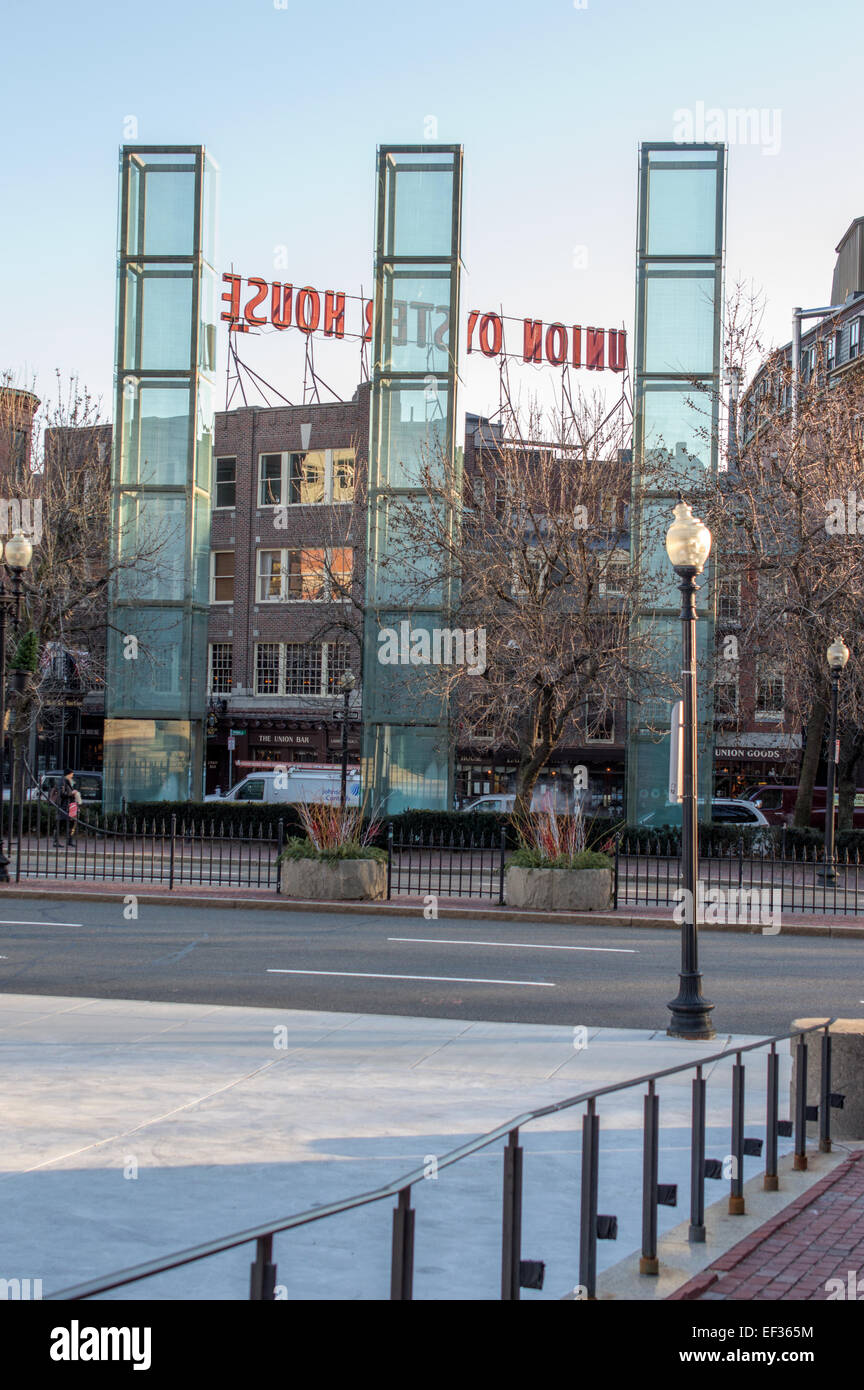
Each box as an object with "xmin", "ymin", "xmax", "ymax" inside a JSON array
[
  {"xmin": 627, "ymin": 143, "xmax": 726, "ymax": 827},
  {"xmin": 360, "ymin": 145, "xmax": 463, "ymax": 814},
  {"xmin": 103, "ymin": 146, "xmax": 218, "ymax": 810}
]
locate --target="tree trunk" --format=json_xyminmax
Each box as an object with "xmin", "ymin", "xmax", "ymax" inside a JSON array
[{"xmin": 793, "ymin": 695, "xmax": 827, "ymax": 828}]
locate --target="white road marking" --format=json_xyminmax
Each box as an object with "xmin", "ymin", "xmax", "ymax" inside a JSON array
[
  {"xmin": 267, "ymin": 968, "xmax": 554, "ymax": 988},
  {"xmin": 387, "ymin": 936, "xmax": 636, "ymax": 954},
  {"xmin": 0, "ymin": 919, "xmax": 83, "ymax": 927}
]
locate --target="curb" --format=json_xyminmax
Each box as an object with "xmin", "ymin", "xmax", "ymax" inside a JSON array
[{"xmin": 1, "ymin": 884, "xmax": 863, "ymax": 936}]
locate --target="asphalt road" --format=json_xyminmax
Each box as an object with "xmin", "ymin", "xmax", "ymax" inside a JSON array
[{"xmin": 0, "ymin": 896, "xmax": 860, "ymax": 1033}]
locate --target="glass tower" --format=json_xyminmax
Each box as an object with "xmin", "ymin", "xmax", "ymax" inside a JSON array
[
  {"xmin": 361, "ymin": 146, "xmax": 463, "ymax": 813},
  {"xmin": 103, "ymin": 146, "xmax": 218, "ymax": 809},
  {"xmin": 627, "ymin": 144, "xmax": 726, "ymax": 827}
]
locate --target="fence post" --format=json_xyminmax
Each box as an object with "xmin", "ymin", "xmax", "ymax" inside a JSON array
[
  {"xmin": 613, "ymin": 835, "xmax": 620, "ymax": 909},
  {"xmin": 499, "ymin": 825, "xmax": 507, "ymax": 906},
  {"xmin": 275, "ymin": 818, "xmax": 284, "ymax": 895},
  {"xmin": 387, "ymin": 822, "xmax": 393, "ymax": 900},
  {"xmin": 169, "ymin": 814, "xmax": 176, "ymax": 890}
]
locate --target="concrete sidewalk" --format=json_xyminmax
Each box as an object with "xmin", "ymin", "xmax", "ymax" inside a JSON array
[
  {"xmin": 0, "ymin": 990, "xmax": 832, "ymax": 1301},
  {"xmin": 3, "ymin": 880, "xmax": 864, "ymax": 937}
]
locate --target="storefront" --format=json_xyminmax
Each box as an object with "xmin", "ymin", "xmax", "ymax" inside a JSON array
[
  {"xmin": 205, "ymin": 716, "xmax": 362, "ymax": 794},
  {"xmin": 713, "ymin": 735, "xmax": 802, "ymax": 798}
]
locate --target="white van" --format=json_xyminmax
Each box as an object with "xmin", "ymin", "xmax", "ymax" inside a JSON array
[{"xmin": 205, "ymin": 765, "xmax": 361, "ymax": 806}]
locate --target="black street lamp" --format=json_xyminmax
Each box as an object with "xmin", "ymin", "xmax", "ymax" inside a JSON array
[
  {"xmin": 338, "ymin": 668, "xmax": 356, "ymax": 810},
  {"xmin": 822, "ymin": 636, "xmax": 850, "ymax": 883},
  {"xmin": 665, "ymin": 500, "xmax": 715, "ymax": 1041},
  {"xmin": 0, "ymin": 531, "xmax": 34, "ymax": 884}
]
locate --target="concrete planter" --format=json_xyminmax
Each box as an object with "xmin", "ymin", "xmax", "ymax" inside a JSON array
[
  {"xmin": 791, "ymin": 1018, "xmax": 864, "ymax": 1141},
  {"xmin": 504, "ymin": 865, "xmax": 613, "ymax": 913},
  {"xmin": 280, "ymin": 855, "xmax": 387, "ymax": 902}
]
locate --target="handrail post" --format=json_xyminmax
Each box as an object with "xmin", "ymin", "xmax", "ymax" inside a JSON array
[
  {"xmin": 579, "ymin": 1099, "xmax": 599, "ymax": 1299},
  {"xmin": 689, "ymin": 1066, "xmax": 706, "ymax": 1240},
  {"xmin": 501, "ymin": 1128, "xmax": 523, "ymax": 1300},
  {"xmin": 794, "ymin": 1033, "xmax": 808, "ymax": 1170},
  {"xmin": 764, "ymin": 1044, "xmax": 779, "ymax": 1191},
  {"xmin": 729, "ymin": 1052, "xmax": 746, "ymax": 1214},
  {"xmin": 640, "ymin": 1080, "xmax": 659, "ymax": 1274},
  {"xmin": 390, "ymin": 1186, "xmax": 414, "ymax": 1300},
  {"xmin": 275, "ymin": 817, "xmax": 284, "ymax": 895},
  {"xmin": 249, "ymin": 1233, "xmax": 277, "ymax": 1300},
  {"xmin": 820, "ymin": 1027, "xmax": 832, "ymax": 1153}
]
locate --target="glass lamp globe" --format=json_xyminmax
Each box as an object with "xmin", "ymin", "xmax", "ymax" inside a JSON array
[
  {"xmin": 827, "ymin": 637, "xmax": 850, "ymax": 671},
  {"xmin": 665, "ymin": 501, "xmax": 712, "ymax": 574},
  {"xmin": 340, "ymin": 668, "xmax": 356, "ymax": 692},
  {"xmin": 4, "ymin": 530, "xmax": 33, "ymax": 571}
]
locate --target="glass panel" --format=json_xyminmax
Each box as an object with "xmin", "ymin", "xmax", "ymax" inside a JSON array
[
  {"xmin": 332, "ymin": 450, "xmax": 355, "ymax": 502},
  {"xmin": 379, "ymin": 266, "xmax": 454, "ymax": 374},
  {"xmin": 384, "ymin": 153, "xmax": 456, "ymax": 258},
  {"xmin": 119, "ymin": 382, "xmax": 190, "ymax": 487},
  {"xmin": 639, "ymin": 383, "xmax": 713, "ymax": 486},
  {"xmin": 257, "ymin": 551, "xmax": 281, "ymax": 601},
  {"xmin": 102, "ymin": 718, "xmax": 192, "ymax": 803},
  {"xmin": 129, "ymin": 268, "xmax": 194, "ymax": 371},
  {"xmin": 259, "ymin": 454, "xmax": 282, "ymax": 505},
  {"xmin": 644, "ymin": 272, "xmax": 716, "ymax": 374},
  {"xmin": 117, "ymin": 494, "xmax": 188, "ymax": 601},
  {"xmin": 646, "ymin": 165, "xmax": 719, "ymax": 257},
  {"xmin": 371, "ymin": 380, "xmax": 450, "ymax": 489},
  {"xmin": 289, "ymin": 451, "xmax": 325, "ymax": 504},
  {"xmin": 142, "ymin": 168, "xmax": 196, "ymax": 256}
]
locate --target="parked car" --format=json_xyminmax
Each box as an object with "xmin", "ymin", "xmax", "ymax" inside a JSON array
[
  {"xmin": 746, "ymin": 783, "xmax": 864, "ymax": 829},
  {"xmin": 639, "ymin": 798, "xmax": 770, "ymax": 829},
  {"xmin": 462, "ymin": 787, "xmax": 587, "ymax": 814},
  {"xmin": 27, "ymin": 770, "xmax": 103, "ymax": 804},
  {"xmin": 205, "ymin": 765, "xmax": 360, "ymax": 806}
]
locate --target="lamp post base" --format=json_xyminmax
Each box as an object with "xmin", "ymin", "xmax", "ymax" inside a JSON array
[{"xmin": 667, "ymin": 977, "xmax": 716, "ymax": 1040}]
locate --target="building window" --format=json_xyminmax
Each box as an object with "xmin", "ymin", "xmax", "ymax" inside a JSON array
[
  {"xmin": 600, "ymin": 550, "xmax": 629, "ymax": 597},
  {"xmin": 756, "ymin": 664, "xmax": 785, "ymax": 720},
  {"xmin": 288, "ymin": 451, "xmax": 326, "ymax": 505},
  {"xmin": 259, "ymin": 449, "xmax": 356, "ymax": 507},
  {"xmin": 287, "ymin": 548, "xmax": 327, "ymax": 601},
  {"xmin": 325, "ymin": 641, "xmax": 349, "ymax": 691},
  {"xmin": 257, "ymin": 547, "xmax": 352, "ymax": 602},
  {"xmin": 255, "ymin": 643, "xmax": 281, "ymax": 695},
  {"xmin": 826, "ymin": 334, "xmax": 836, "ymax": 370},
  {"xmin": 209, "ymin": 643, "xmax": 233, "ymax": 694},
  {"xmin": 259, "ymin": 454, "xmax": 283, "ymax": 506},
  {"xmin": 255, "ymin": 641, "xmax": 353, "ymax": 696},
  {"xmin": 211, "ymin": 551, "xmax": 235, "ymax": 603},
  {"xmin": 284, "ymin": 643, "xmax": 322, "ymax": 695},
  {"xmin": 717, "ymin": 577, "xmax": 740, "ymax": 624},
  {"xmin": 584, "ymin": 699, "xmax": 614, "ymax": 742},
  {"xmin": 850, "ymin": 319, "xmax": 860, "ymax": 360},
  {"xmin": 714, "ymin": 673, "xmax": 738, "ymax": 717},
  {"xmin": 215, "ymin": 458, "xmax": 236, "ymax": 509}
]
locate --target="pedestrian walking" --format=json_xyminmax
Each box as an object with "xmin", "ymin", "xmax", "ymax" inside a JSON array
[{"xmin": 53, "ymin": 769, "xmax": 81, "ymax": 847}]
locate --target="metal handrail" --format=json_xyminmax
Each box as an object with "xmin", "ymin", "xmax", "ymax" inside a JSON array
[{"xmin": 47, "ymin": 1018, "xmax": 834, "ymax": 1301}]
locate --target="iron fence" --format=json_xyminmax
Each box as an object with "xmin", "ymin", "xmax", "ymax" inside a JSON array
[
  {"xmin": 0, "ymin": 797, "xmax": 284, "ymax": 890},
  {"xmin": 614, "ymin": 834, "xmax": 864, "ymax": 916},
  {"xmin": 46, "ymin": 1020, "xmax": 836, "ymax": 1301},
  {"xmin": 386, "ymin": 824, "xmax": 508, "ymax": 903}
]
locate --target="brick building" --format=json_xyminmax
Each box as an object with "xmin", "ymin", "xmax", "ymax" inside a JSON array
[{"xmin": 204, "ymin": 385, "xmax": 369, "ymax": 792}]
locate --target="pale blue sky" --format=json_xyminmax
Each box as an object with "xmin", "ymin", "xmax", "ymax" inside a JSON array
[{"xmin": 1, "ymin": 0, "xmax": 860, "ymax": 422}]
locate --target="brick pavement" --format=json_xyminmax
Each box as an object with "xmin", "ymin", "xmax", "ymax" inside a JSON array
[{"xmin": 669, "ymin": 1149, "xmax": 864, "ymax": 1301}]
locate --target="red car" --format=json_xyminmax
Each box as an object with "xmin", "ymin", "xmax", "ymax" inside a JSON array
[{"xmin": 747, "ymin": 783, "xmax": 864, "ymax": 829}]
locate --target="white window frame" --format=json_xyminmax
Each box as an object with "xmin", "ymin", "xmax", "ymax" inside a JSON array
[
  {"xmin": 584, "ymin": 699, "xmax": 615, "ymax": 743},
  {"xmin": 599, "ymin": 549, "xmax": 629, "ymax": 597},
  {"xmin": 253, "ymin": 641, "xmax": 352, "ymax": 696},
  {"xmin": 755, "ymin": 664, "xmax": 785, "ymax": 721},
  {"xmin": 258, "ymin": 449, "xmax": 356, "ymax": 509},
  {"xmin": 714, "ymin": 672, "xmax": 739, "ymax": 717},
  {"xmin": 208, "ymin": 642, "xmax": 233, "ymax": 694},
  {"xmin": 717, "ymin": 576, "xmax": 741, "ymax": 624}
]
